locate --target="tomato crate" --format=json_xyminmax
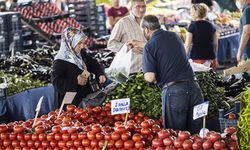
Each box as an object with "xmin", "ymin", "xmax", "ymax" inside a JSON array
[{"xmin": 218, "ymin": 101, "xmax": 241, "ymax": 133}]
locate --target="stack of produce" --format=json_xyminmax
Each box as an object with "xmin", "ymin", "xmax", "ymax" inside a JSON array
[
  {"xmin": 105, "ymin": 72, "xmax": 162, "ymax": 119},
  {"xmin": 86, "ymin": 49, "xmax": 114, "ymax": 68},
  {"xmin": 0, "ymin": 46, "xmax": 56, "ymax": 83},
  {"xmin": 195, "ymin": 71, "xmax": 233, "ymax": 118},
  {"xmin": 0, "ymin": 104, "xmax": 239, "ymax": 149},
  {"xmin": 237, "ymin": 85, "xmax": 250, "ymax": 149},
  {"xmin": 0, "ymin": 72, "xmax": 47, "ymax": 96}
]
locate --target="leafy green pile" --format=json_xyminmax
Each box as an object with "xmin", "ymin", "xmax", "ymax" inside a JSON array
[
  {"xmin": 0, "ymin": 72, "xmax": 47, "ymax": 96},
  {"xmin": 104, "ymin": 72, "xmax": 162, "ymax": 119}
]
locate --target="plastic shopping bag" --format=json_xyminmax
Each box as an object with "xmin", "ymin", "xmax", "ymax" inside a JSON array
[{"xmin": 106, "ymin": 44, "xmax": 132, "ymax": 78}]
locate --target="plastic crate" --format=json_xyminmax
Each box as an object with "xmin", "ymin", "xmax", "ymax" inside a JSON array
[
  {"xmin": 0, "ymin": 34, "xmax": 8, "ymax": 55},
  {"xmin": 8, "ymin": 12, "xmax": 22, "ymax": 32},
  {"xmin": 218, "ymin": 101, "xmax": 241, "ymax": 133},
  {"xmin": 0, "ymin": 15, "xmax": 8, "ymax": 34},
  {"xmin": 97, "ymin": 5, "xmax": 105, "ymax": 13},
  {"xmin": 9, "ymin": 31, "xmax": 23, "ymax": 53}
]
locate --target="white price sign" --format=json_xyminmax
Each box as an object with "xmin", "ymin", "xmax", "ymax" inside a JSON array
[
  {"xmin": 111, "ymin": 98, "xmax": 130, "ymax": 115},
  {"xmin": 193, "ymin": 101, "xmax": 209, "ymax": 120}
]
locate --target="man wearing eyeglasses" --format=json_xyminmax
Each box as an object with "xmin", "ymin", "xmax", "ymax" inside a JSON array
[{"xmin": 107, "ymin": 0, "xmax": 147, "ymax": 75}]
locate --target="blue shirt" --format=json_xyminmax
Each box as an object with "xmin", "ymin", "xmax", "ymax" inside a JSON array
[
  {"xmin": 240, "ymin": 4, "xmax": 250, "ymax": 57},
  {"xmin": 188, "ymin": 20, "xmax": 216, "ymax": 60},
  {"xmin": 143, "ymin": 29, "xmax": 194, "ymax": 88}
]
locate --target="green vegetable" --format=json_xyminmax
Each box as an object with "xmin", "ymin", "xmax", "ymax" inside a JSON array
[
  {"xmin": 0, "ymin": 72, "xmax": 47, "ymax": 96},
  {"xmin": 237, "ymin": 85, "xmax": 250, "ymax": 149},
  {"xmin": 104, "ymin": 72, "xmax": 162, "ymax": 119}
]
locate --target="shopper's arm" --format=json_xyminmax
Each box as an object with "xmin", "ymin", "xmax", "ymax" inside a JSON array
[
  {"xmin": 108, "ymin": 16, "xmax": 118, "ymax": 28},
  {"xmin": 185, "ymin": 32, "xmax": 193, "ymax": 54},
  {"xmin": 107, "ymin": 21, "xmax": 125, "ymax": 52},
  {"xmin": 213, "ymin": 31, "xmax": 219, "ymax": 52},
  {"xmin": 144, "ymin": 72, "xmax": 156, "ymax": 83},
  {"xmin": 237, "ymin": 25, "xmax": 250, "ymax": 62}
]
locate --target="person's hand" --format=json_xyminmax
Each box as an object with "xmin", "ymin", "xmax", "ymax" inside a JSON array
[
  {"xmin": 99, "ymin": 75, "xmax": 106, "ymax": 84},
  {"xmin": 236, "ymin": 51, "xmax": 242, "ymax": 65},
  {"xmin": 132, "ymin": 46, "xmax": 143, "ymax": 54},
  {"xmin": 77, "ymin": 75, "xmax": 88, "ymax": 86}
]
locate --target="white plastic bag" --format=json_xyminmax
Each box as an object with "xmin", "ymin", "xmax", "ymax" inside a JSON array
[{"xmin": 107, "ymin": 44, "xmax": 132, "ymax": 77}]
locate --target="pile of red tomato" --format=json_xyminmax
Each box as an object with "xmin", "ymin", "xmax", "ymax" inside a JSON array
[{"xmin": 0, "ymin": 103, "xmax": 238, "ymax": 150}]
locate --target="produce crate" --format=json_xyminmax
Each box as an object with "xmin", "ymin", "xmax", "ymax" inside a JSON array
[
  {"xmin": 9, "ymin": 31, "xmax": 23, "ymax": 53},
  {"xmin": 218, "ymin": 101, "xmax": 241, "ymax": 133},
  {"xmin": 97, "ymin": 5, "xmax": 105, "ymax": 13},
  {"xmin": 0, "ymin": 34, "xmax": 8, "ymax": 56},
  {"xmin": 0, "ymin": 14, "xmax": 8, "ymax": 34},
  {"xmin": 8, "ymin": 12, "xmax": 22, "ymax": 32}
]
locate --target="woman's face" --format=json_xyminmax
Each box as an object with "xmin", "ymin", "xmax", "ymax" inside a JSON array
[
  {"xmin": 190, "ymin": 8, "xmax": 198, "ymax": 20},
  {"xmin": 74, "ymin": 39, "xmax": 86, "ymax": 54}
]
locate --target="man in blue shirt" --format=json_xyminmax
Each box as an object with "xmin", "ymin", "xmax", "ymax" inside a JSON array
[
  {"xmin": 237, "ymin": 0, "xmax": 250, "ymax": 62},
  {"xmin": 142, "ymin": 15, "xmax": 203, "ymax": 134}
]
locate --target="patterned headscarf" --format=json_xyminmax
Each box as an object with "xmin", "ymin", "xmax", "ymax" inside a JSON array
[{"xmin": 54, "ymin": 27, "xmax": 87, "ymax": 70}]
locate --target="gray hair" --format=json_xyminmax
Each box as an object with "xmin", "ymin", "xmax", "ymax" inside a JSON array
[
  {"xmin": 131, "ymin": 0, "xmax": 145, "ymax": 6},
  {"xmin": 141, "ymin": 15, "xmax": 161, "ymax": 30}
]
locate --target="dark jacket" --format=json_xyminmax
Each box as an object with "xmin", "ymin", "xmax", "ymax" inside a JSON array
[{"xmin": 51, "ymin": 50, "xmax": 104, "ymax": 107}]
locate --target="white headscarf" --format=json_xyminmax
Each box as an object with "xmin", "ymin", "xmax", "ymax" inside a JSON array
[{"xmin": 54, "ymin": 27, "xmax": 87, "ymax": 70}]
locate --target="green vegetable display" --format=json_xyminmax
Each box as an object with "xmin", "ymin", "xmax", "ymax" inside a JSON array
[
  {"xmin": 104, "ymin": 72, "xmax": 162, "ymax": 119},
  {"xmin": 237, "ymin": 85, "xmax": 250, "ymax": 149},
  {"xmin": 195, "ymin": 72, "xmax": 230, "ymax": 118},
  {"xmin": 0, "ymin": 72, "xmax": 47, "ymax": 96}
]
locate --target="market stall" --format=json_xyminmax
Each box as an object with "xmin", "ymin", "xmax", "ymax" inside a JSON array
[{"xmin": 1, "ymin": 0, "xmax": 249, "ymax": 149}]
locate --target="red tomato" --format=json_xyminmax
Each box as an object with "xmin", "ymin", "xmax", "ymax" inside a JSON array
[
  {"xmin": 91, "ymin": 124, "xmax": 102, "ymax": 133},
  {"xmin": 39, "ymin": 133, "xmax": 46, "ymax": 141},
  {"xmin": 54, "ymin": 133, "xmax": 62, "ymax": 141},
  {"xmin": 74, "ymin": 140, "xmax": 81, "ymax": 147},
  {"xmin": 12, "ymin": 140, "xmax": 20, "ymax": 147},
  {"xmin": 132, "ymin": 133, "xmax": 143, "ymax": 142},
  {"xmin": 82, "ymin": 139, "xmax": 90, "ymax": 147},
  {"xmin": 107, "ymin": 140, "xmax": 115, "ymax": 148},
  {"xmin": 9, "ymin": 132, "xmax": 17, "ymax": 140},
  {"xmin": 158, "ymin": 130, "xmax": 171, "ymax": 139},
  {"xmin": 20, "ymin": 140, "xmax": 27, "ymax": 147},
  {"xmin": 0, "ymin": 125, "xmax": 8, "ymax": 133},
  {"xmin": 78, "ymin": 132, "xmax": 87, "ymax": 140},
  {"xmin": 135, "ymin": 141, "xmax": 145, "ymax": 149},
  {"xmin": 114, "ymin": 126, "xmax": 126, "ymax": 134},
  {"xmin": 34, "ymin": 141, "xmax": 41, "ymax": 148},
  {"xmin": 46, "ymin": 133, "xmax": 54, "ymax": 141},
  {"xmin": 183, "ymin": 139, "xmax": 193, "ymax": 150},
  {"xmin": 31, "ymin": 133, "xmax": 39, "ymax": 141},
  {"xmin": 66, "ymin": 140, "xmax": 74, "ymax": 148},
  {"xmin": 111, "ymin": 132, "xmax": 121, "ymax": 141},
  {"xmin": 27, "ymin": 140, "xmax": 34, "ymax": 148},
  {"xmin": 192, "ymin": 141, "xmax": 202, "ymax": 150},
  {"xmin": 104, "ymin": 133, "xmax": 112, "ymax": 140},
  {"xmin": 163, "ymin": 137, "xmax": 174, "ymax": 146},
  {"xmin": 13, "ymin": 125, "xmax": 25, "ymax": 133},
  {"xmin": 35, "ymin": 125, "xmax": 45, "ymax": 134},
  {"xmin": 50, "ymin": 140, "xmax": 58, "ymax": 148},
  {"xmin": 58, "ymin": 141, "xmax": 66, "ymax": 148},
  {"xmin": 115, "ymin": 140, "xmax": 124, "ymax": 148},
  {"xmin": 202, "ymin": 140, "xmax": 212, "ymax": 150},
  {"xmin": 141, "ymin": 120, "xmax": 151, "ymax": 128},
  {"xmin": 24, "ymin": 133, "xmax": 32, "ymax": 141},
  {"xmin": 228, "ymin": 113, "xmax": 236, "ymax": 120},
  {"xmin": 124, "ymin": 140, "xmax": 134, "ymax": 149},
  {"xmin": 66, "ymin": 105, "xmax": 76, "ymax": 112},
  {"xmin": 87, "ymin": 131, "xmax": 96, "ymax": 140},
  {"xmin": 91, "ymin": 139, "xmax": 98, "ymax": 147},
  {"xmin": 121, "ymin": 131, "xmax": 131, "ymax": 141},
  {"xmin": 96, "ymin": 132, "xmax": 104, "ymax": 140},
  {"xmin": 213, "ymin": 140, "xmax": 226, "ymax": 150},
  {"xmin": 62, "ymin": 133, "xmax": 70, "ymax": 141},
  {"xmin": 178, "ymin": 131, "xmax": 191, "ymax": 141}
]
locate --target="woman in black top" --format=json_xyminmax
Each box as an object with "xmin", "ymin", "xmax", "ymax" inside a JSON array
[
  {"xmin": 52, "ymin": 27, "xmax": 106, "ymax": 107},
  {"xmin": 185, "ymin": 3, "xmax": 218, "ymax": 70}
]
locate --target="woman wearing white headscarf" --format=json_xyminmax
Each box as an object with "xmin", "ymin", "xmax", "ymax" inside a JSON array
[{"xmin": 52, "ymin": 27, "xmax": 106, "ymax": 107}]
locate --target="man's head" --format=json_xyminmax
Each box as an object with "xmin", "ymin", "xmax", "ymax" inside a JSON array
[
  {"xmin": 141, "ymin": 15, "xmax": 161, "ymax": 40},
  {"xmin": 112, "ymin": 0, "xmax": 120, "ymax": 7},
  {"xmin": 130, "ymin": 0, "xmax": 146, "ymax": 19}
]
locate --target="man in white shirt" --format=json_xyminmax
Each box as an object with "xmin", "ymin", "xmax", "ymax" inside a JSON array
[{"xmin": 107, "ymin": 0, "xmax": 147, "ymax": 75}]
